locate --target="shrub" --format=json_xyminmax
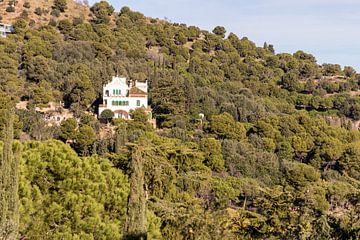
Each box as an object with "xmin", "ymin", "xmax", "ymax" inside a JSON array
[
  {"xmin": 50, "ymin": 9, "xmax": 61, "ymax": 17},
  {"xmin": 48, "ymin": 18, "xmax": 57, "ymax": 26},
  {"xmin": 34, "ymin": 7, "xmax": 43, "ymax": 16},
  {"xmin": 100, "ymin": 109, "xmax": 114, "ymax": 123},
  {"xmin": 23, "ymin": 2, "xmax": 30, "ymax": 8},
  {"xmin": 6, "ymin": 6, "xmax": 15, "ymax": 13},
  {"xmin": 53, "ymin": 0, "xmax": 67, "ymax": 12}
]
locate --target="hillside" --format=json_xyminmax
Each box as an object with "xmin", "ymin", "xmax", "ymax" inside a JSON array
[
  {"xmin": 0, "ymin": 0, "xmax": 91, "ymax": 25},
  {"xmin": 1, "ymin": 0, "xmax": 360, "ymax": 239}
]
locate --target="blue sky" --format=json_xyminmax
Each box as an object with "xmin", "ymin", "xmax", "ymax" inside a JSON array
[{"xmin": 89, "ymin": 0, "xmax": 360, "ymax": 71}]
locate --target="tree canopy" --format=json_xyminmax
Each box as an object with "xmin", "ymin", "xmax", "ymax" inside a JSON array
[{"xmin": 0, "ymin": 1, "xmax": 360, "ymax": 239}]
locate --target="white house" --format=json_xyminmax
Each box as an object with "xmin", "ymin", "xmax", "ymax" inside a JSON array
[
  {"xmin": 98, "ymin": 76, "xmax": 152, "ymax": 120},
  {"xmin": 0, "ymin": 23, "xmax": 14, "ymax": 38}
]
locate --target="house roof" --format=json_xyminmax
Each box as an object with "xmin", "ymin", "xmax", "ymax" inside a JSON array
[{"xmin": 129, "ymin": 86, "xmax": 147, "ymax": 95}]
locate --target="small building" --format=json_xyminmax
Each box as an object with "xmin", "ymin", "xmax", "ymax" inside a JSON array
[
  {"xmin": 98, "ymin": 76, "xmax": 152, "ymax": 120},
  {"xmin": 0, "ymin": 23, "xmax": 14, "ymax": 38}
]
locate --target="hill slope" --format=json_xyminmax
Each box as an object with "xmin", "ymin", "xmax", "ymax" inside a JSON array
[
  {"xmin": 0, "ymin": 0, "xmax": 90, "ymax": 25},
  {"xmin": 0, "ymin": 0, "xmax": 360, "ymax": 239}
]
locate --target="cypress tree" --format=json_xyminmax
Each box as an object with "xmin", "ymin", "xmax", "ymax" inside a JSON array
[
  {"xmin": 0, "ymin": 109, "xmax": 19, "ymax": 240},
  {"xmin": 115, "ymin": 124, "xmax": 127, "ymax": 154},
  {"xmin": 124, "ymin": 146, "xmax": 147, "ymax": 240}
]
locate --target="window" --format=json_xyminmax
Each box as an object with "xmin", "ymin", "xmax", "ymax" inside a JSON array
[
  {"xmin": 137, "ymin": 100, "xmax": 141, "ymax": 106},
  {"xmin": 112, "ymin": 100, "xmax": 128, "ymax": 106},
  {"xmin": 112, "ymin": 89, "xmax": 121, "ymax": 96}
]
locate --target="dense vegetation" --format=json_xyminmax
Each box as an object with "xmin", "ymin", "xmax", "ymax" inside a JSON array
[{"xmin": 1, "ymin": 0, "xmax": 360, "ymax": 239}]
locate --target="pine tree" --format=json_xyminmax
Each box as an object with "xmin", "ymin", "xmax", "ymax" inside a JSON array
[{"xmin": 124, "ymin": 146, "xmax": 147, "ymax": 240}]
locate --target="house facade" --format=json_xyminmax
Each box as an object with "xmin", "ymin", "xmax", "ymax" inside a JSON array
[
  {"xmin": 98, "ymin": 76, "xmax": 152, "ymax": 119},
  {"xmin": 0, "ymin": 23, "xmax": 14, "ymax": 38}
]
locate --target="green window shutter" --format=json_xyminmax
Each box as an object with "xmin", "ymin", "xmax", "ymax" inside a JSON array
[
  {"xmin": 119, "ymin": 90, "xmax": 121, "ymax": 95},
  {"xmin": 112, "ymin": 100, "xmax": 115, "ymax": 106},
  {"xmin": 137, "ymin": 100, "xmax": 140, "ymax": 106},
  {"xmin": 113, "ymin": 89, "xmax": 115, "ymax": 95}
]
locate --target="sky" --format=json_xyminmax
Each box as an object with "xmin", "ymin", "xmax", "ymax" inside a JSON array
[{"xmin": 89, "ymin": 0, "xmax": 360, "ymax": 70}]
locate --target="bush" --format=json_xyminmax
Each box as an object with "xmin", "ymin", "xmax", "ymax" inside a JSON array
[
  {"xmin": 50, "ymin": 9, "xmax": 61, "ymax": 17},
  {"xmin": 100, "ymin": 109, "xmax": 114, "ymax": 123},
  {"xmin": 34, "ymin": 7, "xmax": 43, "ymax": 16},
  {"xmin": 23, "ymin": 2, "xmax": 31, "ymax": 8},
  {"xmin": 6, "ymin": 6, "xmax": 15, "ymax": 12},
  {"xmin": 57, "ymin": 19, "xmax": 73, "ymax": 34},
  {"xmin": 72, "ymin": 17, "xmax": 83, "ymax": 26},
  {"xmin": 53, "ymin": 0, "xmax": 67, "ymax": 12},
  {"xmin": 90, "ymin": 1, "xmax": 115, "ymax": 24},
  {"xmin": 212, "ymin": 26, "xmax": 226, "ymax": 38},
  {"xmin": 48, "ymin": 18, "xmax": 57, "ymax": 26},
  {"xmin": 20, "ymin": 10, "xmax": 28, "ymax": 19}
]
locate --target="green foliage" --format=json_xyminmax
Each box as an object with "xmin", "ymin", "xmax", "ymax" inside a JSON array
[
  {"xmin": 57, "ymin": 19, "xmax": 73, "ymax": 34},
  {"xmin": 34, "ymin": 7, "xmax": 43, "ymax": 16},
  {"xmin": 74, "ymin": 125, "xmax": 96, "ymax": 155},
  {"xmin": 212, "ymin": 26, "xmax": 226, "ymax": 38},
  {"xmin": 59, "ymin": 118, "xmax": 77, "ymax": 142},
  {"xmin": 6, "ymin": 6, "xmax": 15, "ymax": 13},
  {"xmin": 0, "ymin": 4, "xmax": 360, "ymax": 239},
  {"xmin": 209, "ymin": 113, "xmax": 246, "ymax": 141},
  {"xmin": 90, "ymin": 1, "xmax": 115, "ymax": 24},
  {"xmin": 199, "ymin": 138, "xmax": 225, "ymax": 172},
  {"xmin": 53, "ymin": 0, "xmax": 67, "ymax": 13},
  {"xmin": 0, "ymin": 109, "xmax": 20, "ymax": 239},
  {"xmin": 23, "ymin": 2, "xmax": 31, "ymax": 8},
  {"xmin": 124, "ymin": 146, "xmax": 147, "ymax": 240},
  {"xmin": 19, "ymin": 141, "xmax": 129, "ymax": 239},
  {"xmin": 100, "ymin": 109, "xmax": 114, "ymax": 122},
  {"xmin": 130, "ymin": 108, "xmax": 148, "ymax": 123},
  {"xmin": 283, "ymin": 161, "xmax": 320, "ymax": 189},
  {"xmin": 322, "ymin": 63, "xmax": 342, "ymax": 76}
]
